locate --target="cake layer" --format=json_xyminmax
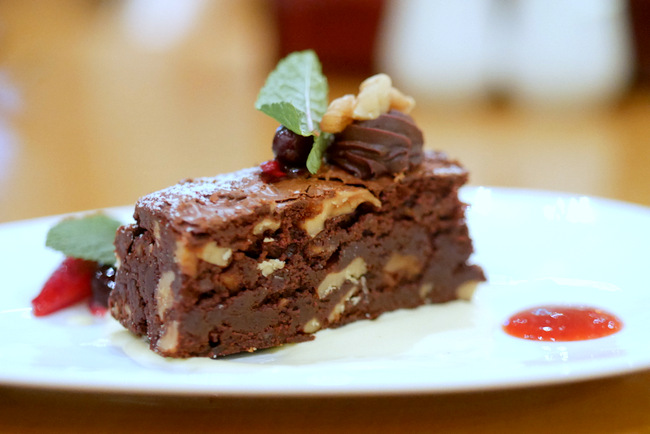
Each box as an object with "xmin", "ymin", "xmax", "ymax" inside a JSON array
[{"xmin": 109, "ymin": 151, "xmax": 485, "ymax": 358}]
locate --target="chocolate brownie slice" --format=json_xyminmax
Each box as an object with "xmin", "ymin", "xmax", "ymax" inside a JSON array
[{"xmin": 109, "ymin": 151, "xmax": 484, "ymax": 358}]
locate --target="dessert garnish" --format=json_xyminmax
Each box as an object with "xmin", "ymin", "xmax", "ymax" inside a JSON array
[
  {"xmin": 32, "ymin": 257, "xmax": 97, "ymax": 317},
  {"xmin": 320, "ymin": 73, "xmax": 415, "ymax": 134},
  {"xmin": 326, "ymin": 110, "xmax": 423, "ymax": 179},
  {"xmin": 322, "ymin": 73, "xmax": 421, "ymax": 179},
  {"xmin": 259, "ymin": 158, "xmax": 290, "ymax": 183},
  {"xmin": 256, "ymin": 51, "xmax": 421, "ymax": 180},
  {"xmin": 32, "ymin": 214, "xmax": 121, "ymax": 317},
  {"xmin": 255, "ymin": 50, "xmax": 332, "ymax": 175}
]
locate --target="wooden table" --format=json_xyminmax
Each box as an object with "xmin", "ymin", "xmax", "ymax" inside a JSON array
[
  {"xmin": 1, "ymin": 2, "xmax": 650, "ymax": 432},
  {"xmin": 3, "ymin": 371, "xmax": 650, "ymax": 433}
]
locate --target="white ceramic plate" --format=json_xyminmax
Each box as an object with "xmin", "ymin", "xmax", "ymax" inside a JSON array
[{"xmin": 1, "ymin": 187, "xmax": 649, "ymax": 396}]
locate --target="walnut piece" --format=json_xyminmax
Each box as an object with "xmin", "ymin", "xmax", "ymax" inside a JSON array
[
  {"xmin": 317, "ymin": 257, "xmax": 367, "ymax": 299},
  {"xmin": 320, "ymin": 94, "xmax": 356, "ymax": 134},
  {"xmin": 456, "ymin": 281, "xmax": 480, "ymax": 300},
  {"xmin": 389, "ymin": 87, "xmax": 415, "ymax": 113},
  {"xmin": 384, "ymin": 253, "xmax": 422, "ymax": 278},
  {"xmin": 303, "ymin": 317, "xmax": 321, "ymax": 333},
  {"xmin": 253, "ymin": 217, "xmax": 281, "ymax": 235},
  {"xmin": 419, "ymin": 282, "xmax": 434, "ymax": 300},
  {"xmin": 175, "ymin": 240, "xmax": 233, "ymax": 276},
  {"xmin": 175, "ymin": 241, "xmax": 198, "ymax": 276},
  {"xmin": 353, "ymin": 73, "xmax": 392, "ymax": 121},
  {"xmin": 197, "ymin": 242, "xmax": 233, "ymax": 267},
  {"xmin": 328, "ymin": 286, "xmax": 359, "ymax": 323},
  {"xmin": 257, "ymin": 259, "xmax": 285, "ymax": 277},
  {"xmin": 321, "ymin": 73, "xmax": 415, "ymax": 134},
  {"xmin": 156, "ymin": 270, "xmax": 175, "ymax": 319},
  {"xmin": 156, "ymin": 320, "xmax": 179, "ymax": 353},
  {"xmin": 302, "ymin": 188, "xmax": 381, "ymax": 237}
]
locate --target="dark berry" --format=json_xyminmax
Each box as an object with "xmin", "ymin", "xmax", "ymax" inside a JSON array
[
  {"xmin": 90, "ymin": 265, "xmax": 116, "ymax": 316},
  {"xmin": 272, "ymin": 126, "xmax": 313, "ymax": 168}
]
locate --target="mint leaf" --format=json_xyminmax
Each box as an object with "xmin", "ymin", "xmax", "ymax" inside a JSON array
[
  {"xmin": 306, "ymin": 132, "xmax": 333, "ymax": 174},
  {"xmin": 255, "ymin": 50, "xmax": 329, "ymax": 136},
  {"xmin": 46, "ymin": 214, "xmax": 122, "ymax": 265}
]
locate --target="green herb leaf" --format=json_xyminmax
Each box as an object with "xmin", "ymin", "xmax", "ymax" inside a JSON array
[
  {"xmin": 255, "ymin": 50, "xmax": 329, "ymax": 136},
  {"xmin": 46, "ymin": 214, "xmax": 122, "ymax": 265},
  {"xmin": 306, "ymin": 132, "xmax": 333, "ymax": 174}
]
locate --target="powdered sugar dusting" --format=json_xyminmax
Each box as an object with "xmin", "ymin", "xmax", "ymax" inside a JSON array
[
  {"xmin": 133, "ymin": 151, "xmax": 465, "ymax": 231},
  {"xmin": 431, "ymin": 165, "xmax": 465, "ymax": 176}
]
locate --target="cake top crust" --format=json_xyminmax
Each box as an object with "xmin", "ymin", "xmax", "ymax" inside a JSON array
[{"xmin": 135, "ymin": 150, "xmax": 466, "ymax": 233}]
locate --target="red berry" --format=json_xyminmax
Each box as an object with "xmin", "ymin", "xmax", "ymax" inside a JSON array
[
  {"xmin": 88, "ymin": 302, "xmax": 108, "ymax": 317},
  {"xmin": 260, "ymin": 159, "xmax": 287, "ymax": 183},
  {"xmin": 32, "ymin": 257, "xmax": 96, "ymax": 317}
]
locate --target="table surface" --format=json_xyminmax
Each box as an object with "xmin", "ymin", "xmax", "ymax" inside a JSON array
[{"xmin": 1, "ymin": 2, "xmax": 650, "ymax": 432}]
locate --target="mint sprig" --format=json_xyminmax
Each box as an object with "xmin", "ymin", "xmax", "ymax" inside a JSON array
[
  {"xmin": 306, "ymin": 132, "xmax": 333, "ymax": 174},
  {"xmin": 255, "ymin": 50, "xmax": 330, "ymax": 173},
  {"xmin": 46, "ymin": 214, "xmax": 122, "ymax": 265}
]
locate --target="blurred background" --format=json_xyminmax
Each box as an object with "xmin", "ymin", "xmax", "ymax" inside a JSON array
[{"xmin": 0, "ymin": 0, "xmax": 649, "ymax": 223}]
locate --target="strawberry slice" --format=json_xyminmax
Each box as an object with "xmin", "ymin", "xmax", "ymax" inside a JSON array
[{"xmin": 32, "ymin": 257, "xmax": 96, "ymax": 316}]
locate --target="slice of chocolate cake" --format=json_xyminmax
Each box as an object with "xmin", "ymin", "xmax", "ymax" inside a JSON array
[
  {"xmin": 109, "ymin": 52, "xmax": 484, "ymax": 358},
  {"xmin": 109, "ymin": 150, "xmax": 484, "ymax": 358}
]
